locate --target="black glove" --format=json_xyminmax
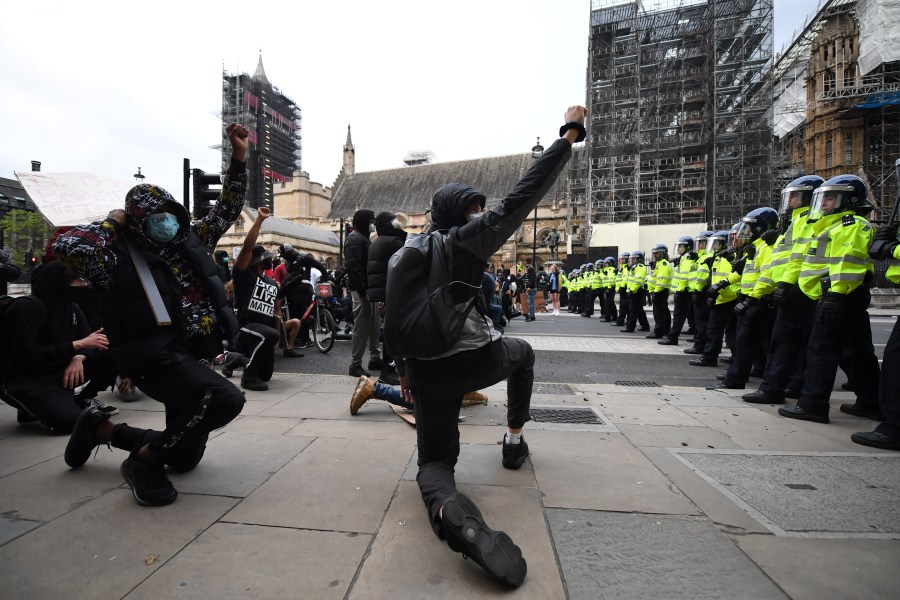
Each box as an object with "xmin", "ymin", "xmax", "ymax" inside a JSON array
[
  {"xmin": 743, "ymin": 244, "xmax": 756, "ymax": 260},
  {"xmin": 687, "ymin": 251, "xmax": 698, "ymax": 261},
  {"xmin": 762, "ymin": 229, "xmax": 780, "ymax": 246},
  {"xmin": 872, "ymin": 240, "xmax": 899, "ymax": 261},
  {"xmin": 707, "ymin": 280, "xmax": 728, "ymax": 301},
  {"xmin": 719, "ymin": 250, "xmax": 736, "ymax": 262},
  {"xmin": 772, "ymin": 282, "xmax": 794, "ymax": 308},
  {"xmin": 734, "ymin": 296, "xmax": 757, "ymax": 315},
  {"xmin": 817, "ymin": 291, "xmax": 844, "ymax": 325},
  {"xmin": 874, "ymin": 224, "xmax": 898, "ymax": 241},
  {"xmin": 732, "ymin": 258, "xmax": 747, "ymax": 275}
]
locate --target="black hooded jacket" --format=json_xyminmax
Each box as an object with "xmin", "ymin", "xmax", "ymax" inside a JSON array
[
  {"xmin": 4, "ymin": 261, "xmax": 89, "ymax": 377},
  {"xmin": 367, "ymin": 212, "xmax": 408, "ymax": 303},
  {"xmin": 344, "ymin": 209, "xmax": 375, "ymax": 295}
]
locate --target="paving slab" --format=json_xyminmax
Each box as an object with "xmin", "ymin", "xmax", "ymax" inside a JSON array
[
  {"xmin": 0, "ymin": 456, "xmax": 124, "ymax": 523},
  {"xmin": 223, "ymin": 436, "xmax": 414, "ymax": 533},
  {"xmin": 529, "ymin": 430, "xmax": 699, "ymax": 515},
  {"xmin": 0, "ymin": 490, "xmax": 236, "ymax": 600},
  {"xmin": 0, "ymin": 515, "xmax": 41, "ymax": 547},
  {"xmin": 168, "ymin": 431, "xmax": 314, "ymax": 498},
  {"xmin": 677, "ymin": 451, "xmax": 900, "ymax": 535},
  {"xmin": 586, "ymin": 392, "xmax": 705, "ymax": 426},
  {"xmin": 548, "ymin": 509, "xmax": 788, "ymax": 600},
  {"xmin": 680, "ymin": 406, "xmax": 858, "ymax": 452},
  {"xmin": 288, "ymin": 415, "xmax": 415, "ymax": 440},
  {"xmin": 258, "ymin": 392, "xmax": 353, "ymax": 419},
  {"xmin": 617, "ymin": 423, "xmax": 739, "ymax": 449},
  {"xmin": 350, "ymin": 481, "xmax": 565, "ymax": 598},
  {"xmin": 219, "ymin": 415, "xmax": 301, "ymax": 435},
  {"xmin": 401, "ymin": 444, "xmax": 535, "ymax": 488},
  {"xmin": 126, "ymin": 522, "xmax": 370, "ymax": 600},
  {"xmin": 0, "ymin": 428, "xmax": 67, "ymax": 478},
  {"xmin": 734, "ymin": 535, "xmax": 900, "ymax": 600}
]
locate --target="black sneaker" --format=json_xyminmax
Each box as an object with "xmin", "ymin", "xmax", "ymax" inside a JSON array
[
  {"xmin": 441, "ymin": 493, "xmax": 527, "ymax": 588},
  {"xmin": 241, "ymin": 373, "xmax": 269, "ymax": 391},
  {"xmin": 65, "ymin": 406, "xmax": 110, "ymax": 468},
  {"xmin": 348, "ymin": 364, "xmax": 371, "ymax": 378},
  {"xmin": 502, "ymin": 435, "xmax": 529, "ymax": 470},
  {"xmin": 120, "ymin": 453, "xmax": 178, "ymax": 506},
  {"xmin": 367, "ymin": 358, "xmax": 385, "ymax": 370},
  {"xmin": 89, "ymin": 397, "xmax": 119, "ymax": 416},
  {"xmin": 282, "ymin": 348, "xmax": 305, "ymax": 358},
  {"xmin": 377, "ymin": 369, "xmax": 401, "ymax": 386}
]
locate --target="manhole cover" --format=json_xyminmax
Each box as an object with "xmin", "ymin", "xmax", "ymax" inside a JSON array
[
  {"xmin": 531, "ymin": 407, "xmax": 603, "ymax": 424},
  {"xmin": 614, "ymin": 381, "xmax": 661, "ymax": 387},
  {"xmin": 532, "ymin": 383, "xmax": 573, "ymax": 394}
]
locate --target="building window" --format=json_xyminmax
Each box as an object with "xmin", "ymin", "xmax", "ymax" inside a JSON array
[
  {"xmin": 826, "ymin": 138, "xmax": 833, "ymax": 168},
  {"xmin": 844, "ymin": 64, "xmax": 855, "ymax": 87},
  {"xmin": 235, "ymin": 218, "xmax": 244, "ymax": 232},
  {"xmin": 823, "ymin": 70, "xmax": 835, "ymax": 92},
  {"xmin": 845, "ymin": 133, "xmax": 852, "ymax": 164}
]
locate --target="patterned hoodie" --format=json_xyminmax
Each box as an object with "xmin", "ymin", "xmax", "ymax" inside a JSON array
[{"xmin": 54, "ymin": 160, "xmax": 247, "ymax": 339}]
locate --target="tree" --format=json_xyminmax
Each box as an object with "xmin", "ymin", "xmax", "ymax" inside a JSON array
[{"xmin": 0, "ymin": 209, "xmax": 54, "ymax": 265}]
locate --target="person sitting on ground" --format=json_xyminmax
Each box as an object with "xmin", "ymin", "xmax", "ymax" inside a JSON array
[
  {"xmin": 278, "ymin": 244, "xmax": 332, "ymax": 349},
  {"xmin": 1, "ymin": 261, "xmax": 118, "ymax": 432},
  {"xmin": 390, "ymin": 105, "xmax": 587, "ymax": 588}
]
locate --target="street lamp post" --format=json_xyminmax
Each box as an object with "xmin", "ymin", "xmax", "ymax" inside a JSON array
[
  {"xmin": 133, "ymin": 167, "xmax": 145, "ymax": 183},
  {"xmin": 531, "ymin": 137, "xmax": 544, "ymax": 267}
]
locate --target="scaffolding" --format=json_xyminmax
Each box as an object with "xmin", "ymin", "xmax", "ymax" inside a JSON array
[
  {"xmin": 586, "ymin": 0, "xmax": 773, "ymax": 229},
  {"xmin": 771, "ymin": 0, "xmax": 899, "ymax": 219},
  {"xmin": 221, "ymin": 56, "xmax": 302, "ymax": 210}
]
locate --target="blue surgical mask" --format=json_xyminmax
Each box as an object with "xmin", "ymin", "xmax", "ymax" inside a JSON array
[{"xmin": 146, "ymin": 212, "xmax": 180, "ymax": 242}]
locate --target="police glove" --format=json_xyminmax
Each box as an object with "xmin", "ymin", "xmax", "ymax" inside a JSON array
[
  {"xmin": 817, "ymin": 291, "xmax": 843, "ymax": 325},
  {"xmin": 874, "ymin": 224, "xmax": 898, "ymax": 241},
  {"xmin": 734, "ymin": 296, "xmax": 757, "ymax": 315},
  {"xmin": 707, "ymin": 280, "xmax": 729, "ymax": 301},
  {"xmin": 732, "ymin": 258, "xmax": 747, "ymax": 275},
  {"xmin": 762, "ymin": 229, "xmax": 780, "ymax": 246},
  {"xmin": 719, "ymin": 250, "xmax": 736, "ymax": 262},
  {"xmin": 872, "ymin": 240, "xmax": 899, "ymax": 261}
]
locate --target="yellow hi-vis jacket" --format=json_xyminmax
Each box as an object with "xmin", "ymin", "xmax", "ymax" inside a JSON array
[
  {"xmin": 769, "ymin": 207, "xmax": 814, "ymax": 285},
  {"xmin": 648, "ymin": 259, "xmax": 673, "ymax": 293},
  {"xmin": 739, "ymin": 238, "xmax": 773, "ymax": 298},
  {"xmin": 799, "ymin": 211, "xmax": 874, "ymax": 300}
]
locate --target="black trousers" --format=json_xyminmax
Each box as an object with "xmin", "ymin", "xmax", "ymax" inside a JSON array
[
  {"xmin": 798, "ymin": 287, "xmax": 880, "ymax": 416},
  {"xmin": 667, "ymin": 291, "xmax": 692, "ymax": 342},
  {"xmin": 651, "ymin": 290, "xmax": 671, "ymax": 336},
  {"xmin": 690, "ymin": 292, "xmax": 711, "ymax": 350},
  {"xmin": 616, "ymin": 289, "xmax": 630, "ymax": 324},
  {"xmin": 235, "ymin": 322, "xmax": 279, "ymax": 381},
  {"xmin": 723, "ymin": 301, "xmax": 775, "ymax": 387},
  {"xmin": 581, "ymin": 288, "xmax": 596, "ymax": 316},
  {"xmin": 759, "ymin": 296, "xmax": 815, "ymax": 396},
  {"xmin": 626, "ymin": 290, "xmax": 649, "ymax": 330},
  {"xmin": 604, "ymin": 289, "xmax": 618, "ymax": 321},
  {"xmin": 702, "ymin": 300, "xmax": 737, "ymax": 360},
  {"xmin": 130, "ymin": 357, "xmax": 244, "ymax": 465},
  {"xmin": 3, "ymin": 352, "xmax": 118, "ymax": 434},
  {"xmin": 876, "ymin": 318, "xmax": 900, "ymax": 437},
  {"xmin": 407, "ymin": 337, "xmax": 534, "ymax": 538}
]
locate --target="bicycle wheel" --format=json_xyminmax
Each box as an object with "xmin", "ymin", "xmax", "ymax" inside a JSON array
[{"xmin": 314, "ymin": 308, "xmax": 336, "ymax": 353}]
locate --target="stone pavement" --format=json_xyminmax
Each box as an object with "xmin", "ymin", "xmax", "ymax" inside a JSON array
[{"xmin": 1, "ymin": 374, "xmax": 899, "ymax": 599}]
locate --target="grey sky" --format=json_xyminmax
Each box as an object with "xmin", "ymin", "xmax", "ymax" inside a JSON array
[{"xmin": 1, "ymin": 0, "xmax": 819, "ymax": 206}]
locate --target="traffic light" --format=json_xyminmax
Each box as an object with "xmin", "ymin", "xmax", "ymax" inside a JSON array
[{"xmin": 192, "ymin": 168, "xmax": 222, "ymax": 219}]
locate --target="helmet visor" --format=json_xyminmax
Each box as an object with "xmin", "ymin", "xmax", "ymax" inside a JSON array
[
  {"xmin": 705, "ymin": 236, "xmax": 725, "ymax": 253},
  {"xmin": 779, "ymin": 187, "xmax": 811, "ymax": 214},
  {"xmin": 735, "ymin": 220, "xmax": 755, "ymax": 242},
  {"xmin": 809, "ymin": 185, "xmax": 852, "ymax": 222}
]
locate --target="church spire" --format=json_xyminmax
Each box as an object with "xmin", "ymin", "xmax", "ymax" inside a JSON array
[
  {"xmin": 343, "ymin": 124, "xmax": 355, "ymax": 177},
  {"xmin": 252, "ymin": 51, "xmax": 269, "ymax": 84}
]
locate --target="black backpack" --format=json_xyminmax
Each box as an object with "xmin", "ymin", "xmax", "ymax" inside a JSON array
[{"xmin": 383, "ymin": 228, "xmax": 481, "ymax": 359}]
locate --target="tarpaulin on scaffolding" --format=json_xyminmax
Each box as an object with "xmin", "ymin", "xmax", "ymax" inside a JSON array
[
  {"xmin": 773, "ymin": 64, "xmax": 807, "ymax": 138},
  {"xmin": 838, "ymin": 91, "xmax": 900, "ymax": 120},
  {"xmin": 858, "ymin": 0, "xmax": 900, "ymax": 76}
]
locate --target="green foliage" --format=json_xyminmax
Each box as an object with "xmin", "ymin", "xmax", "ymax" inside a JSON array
[{"xmin": 0, "ymin": 209, "xmax": 54, "ymax": 265}]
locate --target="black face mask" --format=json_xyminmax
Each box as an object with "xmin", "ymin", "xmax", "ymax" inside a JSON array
[
  {"xmin": 67, "ymin": 286, "xmax": 97, "ymax": 307},
  {"xmin": 260, "ymin": 259, "xmax": 273, "ymax": 272}
]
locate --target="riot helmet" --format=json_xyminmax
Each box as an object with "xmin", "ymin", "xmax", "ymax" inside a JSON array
[
  {"xmin": 735, "ymin": 207, "xmax": 779, "ymax": 243},
  {"xmin": 630, "ymin": 250, "xmax": 645, "ymax": 265},
  {"xmin": 604, "ymin": 256, "xmax": 616, "ymax": 267},
  {"xmin": 651, "ymin": 243, "xmax": 668, "ymax": 263},
  {"xmin": 594, "ymin": 259, "xmax": 604, "ymax": 270},
  {"xmin": 779, "ymin": 175, "xmax": 824, "ymax": 215},
  {"xmin": 808, "ymin": 174, "xmax": 873, "ymax": 222},
  {"xmin": 705, "ymin": 230, "xmax": 729, "ymax": 254},
  {"xmin": 674, "ymin": 235, "xmax": 694, "ymax": 256},
  {"xmin": 694, "ymin": 230, "xmax": 713, "ymax": 251},
  {"xmin": 619, "ymin": 251, "xmax": 631, "ymax": 266}
]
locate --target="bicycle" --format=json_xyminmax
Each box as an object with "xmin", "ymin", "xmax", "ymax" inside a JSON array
[{"xmin": 300, "ymin": 281, "xmax": 337, "ymax": 353}]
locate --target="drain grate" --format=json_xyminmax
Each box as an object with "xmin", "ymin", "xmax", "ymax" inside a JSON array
[
  {"xmin": 614, "ymin": 381, "xmax": 661, "ymax": 387},
  {"xmin": 530, "ymin": 407, "xmax": 603, "ymax": 425},
  {"xmin": 532, "ymin": 383, "xmax": 573, "ymax": 394}
]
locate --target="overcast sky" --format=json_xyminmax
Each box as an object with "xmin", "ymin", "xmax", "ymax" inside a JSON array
[{"xmin": 2, "ymin": 0, "xmax": 819, "ymax": 204}]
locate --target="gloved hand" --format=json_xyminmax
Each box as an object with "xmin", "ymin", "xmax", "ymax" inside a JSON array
[
  {"xmin": 871, "ymin": 240, "xmax": 899, "ymax": 260},
  {"xmin": 719, "ymin": 250, "xmax": 736, "ymax": 262},
  {"xmin": 743, "ymin": 244, "xmax": 756, "ymax": 261},
  {"xmin": 734, "ymin": 296, "xmax": 757, "ymax": 315},
  {"xmin": 817, "ymin": 291, "xmax": 843, "ymax": 325},
  {"xmin": 732, "ymin": 257, "xmax": 747, "ymax": 275},
  {"xmin": 762, "ymin": 229, "xmax": 780, "ymax": 246},
  {"xmin": 874, "ymin": 224, "xmax": 898, "ymax": 241},
  {"xmin": 707, "ymin": 280, "xmax": 728, "ymax": 301}
]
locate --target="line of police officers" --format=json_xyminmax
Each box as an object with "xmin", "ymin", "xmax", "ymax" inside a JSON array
[{"xmin": 560, "ymin": 173, "xmax": 900, "ymax": 451}]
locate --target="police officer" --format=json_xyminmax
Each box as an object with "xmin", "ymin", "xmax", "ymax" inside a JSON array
[
  {"xmin": 685, "ymin": 231, "xmax": 714, "ymax": 354},
  {"xmin": 853, "ymin": 223, "xmax": 900, "ymax": 449},
  {"xmin": 708, "ymin": 208, "xmax": 778, "ymax": 389},
  {"xmin": 743, "ymin": 176, "xmax": 822, "ymax": 404},
  {"xmin": 689, "ymin": 231, "xmax": 733, "ymax": 366},
  {"xmin": 622, "ymin": 250, "xmax": 650, "ymax": 332},
  {"xmin": 779, "ymin": 175, "xmax": 881, "ymax": 423},
  {"xmin": 602, "ymin": 256, "xmax": 618, "ymax": 323},
  {"xmin": 647, "ymin": 243, "xmax": 672, "ymax": 339},
  {"xmin": 581, "ymin": 262, "xmax": 597, "ymax": 317},
  {"xmin": 660, "ymin": 236, "xmax": 695, "ymax": 346}
]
